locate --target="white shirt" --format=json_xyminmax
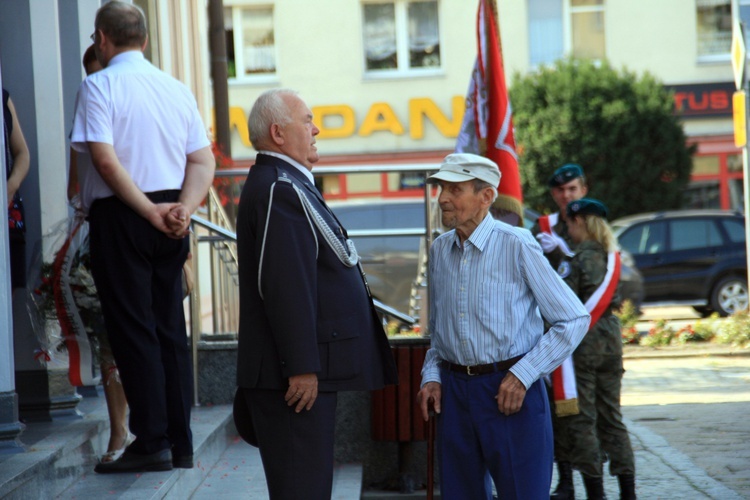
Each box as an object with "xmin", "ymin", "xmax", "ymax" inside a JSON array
[
  {"xmin": 70, "ymin": 51, "xmax": 210, "ymax": 212},
  {"xmin": 74, "ymin": 150, "xmax": 100, "ymax": 214},
  {"xmin": 421, "ymin": 214, "xmax": 589, "ymax": 389}
]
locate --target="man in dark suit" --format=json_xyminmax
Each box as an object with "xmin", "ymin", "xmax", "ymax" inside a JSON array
[{"xmin": 235, "ymin": 88, "xmax": 398, "ymax": 499}]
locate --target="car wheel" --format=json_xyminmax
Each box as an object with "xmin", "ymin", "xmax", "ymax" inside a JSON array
[
  {"xmin": 710, "ymin": 276, "xmax": 749, "ymax": 317},
  {"xmin": 692, "ymin": 306, "xmax": 712, "ymax": 318}
]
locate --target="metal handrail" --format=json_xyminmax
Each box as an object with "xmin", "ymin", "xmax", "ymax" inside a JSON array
[
  {"xmin": 214, "ymin": 164, "xmax": 440, "ymax": 177},
  {"xmin": 189, "ymin": 214, "xmax": 417, "ymax": 325}
]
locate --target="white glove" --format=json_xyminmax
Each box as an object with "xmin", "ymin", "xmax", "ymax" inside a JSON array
[
  {"xmin": 536, "ymin": 232, "xmax": 558, "ymax": 253},
  {"xmin": 536, "ymin": 232, "xmax": 576, "ymax": 257}
]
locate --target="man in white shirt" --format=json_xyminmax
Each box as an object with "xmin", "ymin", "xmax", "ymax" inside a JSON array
[
  {"xmin": 417, "ymin": 153, "xmax": 589, "ymax": 499},
  {"xmin": 70, "ymin": 1, "xmax": 214, "ymax": 474}
]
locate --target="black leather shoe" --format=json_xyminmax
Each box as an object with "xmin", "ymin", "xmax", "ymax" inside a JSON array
[
  {"xmin": 94, "ymin": 448, "xmax": 173, "ymax": 474},
  {"xmin": 172, "ymin": 454, "xmax": 193, "ymax": 469}
]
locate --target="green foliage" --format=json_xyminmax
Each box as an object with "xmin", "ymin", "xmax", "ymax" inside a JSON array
[
  {"xmin": 616, "ymin": 300, "xmax": 641, "ymax": 344},
  {"xmin": 615, "ymin": 299, "xmax": 639, "ymax": 329},
  {"xmin": 640, "ymin": 319, "xmax": 676, "ymax": 347},
  {"xmin": 714, "ymin": 310, "xmax": 750, "ymax": 347},
  {"xmin": 510, "ymin": 58, "xmax": 695, "ymax": 220}
]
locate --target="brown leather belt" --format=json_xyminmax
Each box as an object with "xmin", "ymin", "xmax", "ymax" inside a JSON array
[{"xmin": 440, "ymin": 354, "xmax": 524, "ymax": 376}]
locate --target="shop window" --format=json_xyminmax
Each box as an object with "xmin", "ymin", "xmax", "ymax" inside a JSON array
[
  {"xmin": 727, "ymin": 153, "xmax": 742, "ymax": 172},
  {"xmin": 683, "ymin": 180, "xmax": 721, "ymax": 209},
  {"xmin": 224, "ymin": 5, "xmax": 276, "ymax": 80},
  {"xmin": 729, "ymin": 178, "xmax": 745, "ymax": 210},
  {"xmin": 692, "ymin": 154, "xmax": 720, "ymax": 175},
  {"xmin": 400, "ymin": 172, "xmax": 426, "ymax": 189},
  {"xmin": 696, "ymin": 0, "xmax": 731, "ymax": 61},
  {"xmin": 348, "ymin": 173, "xmax": 382, "ymax": 193},
  {"xmin": 528, "ymin": 0, "xmax": 604, "ymax": 67},
  {"xmin": 362, "ymin": 0, "xmax": 441, "ymax": 75}
]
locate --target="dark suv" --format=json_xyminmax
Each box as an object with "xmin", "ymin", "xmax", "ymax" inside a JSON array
[{"xmin": 611, "ymin": 210, "xmax": 747, "ymax": 316}]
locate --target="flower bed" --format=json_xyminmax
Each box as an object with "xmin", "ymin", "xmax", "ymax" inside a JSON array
[{"xmin": 616, "ymin": 301, "xmax": 750, "ymax": 349}]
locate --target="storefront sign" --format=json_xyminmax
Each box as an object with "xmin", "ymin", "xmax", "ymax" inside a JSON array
[
  {"xmin": 225, "ymin": 96, "xmax": 465, "ymax": 147},
  {"xmin": 667, "ymin": 82, "xmax": 734, "ymax": 118}
]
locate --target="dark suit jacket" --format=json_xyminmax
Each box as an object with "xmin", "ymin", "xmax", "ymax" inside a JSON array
[{"xmin": 236, "ymin": 154, "xmax": 397, "ymax": 392}]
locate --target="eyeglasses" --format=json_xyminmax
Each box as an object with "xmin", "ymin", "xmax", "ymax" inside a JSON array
[{"xmin": 90, "ymin": 32, "xmax": 96, "ymax": 42}]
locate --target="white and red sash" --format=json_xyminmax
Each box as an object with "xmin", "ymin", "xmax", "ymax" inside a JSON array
[{"xmin": 551, "ymin": 250, "xmax": 621, "ymax": 416}]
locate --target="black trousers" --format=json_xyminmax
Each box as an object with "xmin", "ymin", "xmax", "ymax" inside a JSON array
[
  {"xmin": 243, "ymin": 387, "xmax": 337, "ymax": 500},
  {"xmin": 9, "ymin": 230, "xmax": 25, "ymax": 289},
  {"xmin": 89, "ymin": 191, "xmax": 192, "ymax": 456}
]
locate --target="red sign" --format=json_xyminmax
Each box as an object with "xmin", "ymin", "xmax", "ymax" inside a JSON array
[{"xmin": 667, "ymin": 82, "xmax": 734, "ymax": 118}]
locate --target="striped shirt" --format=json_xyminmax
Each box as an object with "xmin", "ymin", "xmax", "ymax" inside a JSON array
[{"xmin": 421, "ymin": 214, "xmax": 589, "ymax": 389}]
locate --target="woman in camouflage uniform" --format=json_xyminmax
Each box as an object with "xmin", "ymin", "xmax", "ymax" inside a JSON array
[{"xmin": 559, "ymin": 198, "xmax": 636, "ymax": 500}]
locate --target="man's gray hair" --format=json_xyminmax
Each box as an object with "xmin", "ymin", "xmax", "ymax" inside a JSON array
[
  {"xmin": 473, "ymin": 179, "xmax": 499, "ymax": 203},
  {"xmin": 95, "ymin": 1, "xmax": 147, "ymax": 48},
  {"xmin": 248, "ymin": 89, "xmax": 297, "ymax": 151}
]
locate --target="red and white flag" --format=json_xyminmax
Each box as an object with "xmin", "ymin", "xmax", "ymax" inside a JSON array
[{"xmin": 455, "ymin": 0, "xmax": 522, "ymax": 203}]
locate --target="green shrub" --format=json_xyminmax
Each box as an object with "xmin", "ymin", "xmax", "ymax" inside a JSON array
[
  {"xmin": 675, "ymin": 321, "xmax": 715, "ymax": 344},
  {"xmin": 615, "ymin": 300, "xmax": 639, "ymax": 329},
  {"xmin": 714, "ymin": 311, "xmax": 750, "ymax": 348},
  {"xmin": 640, "ymin": 319, "xmax": 675, "ymax": 347}
]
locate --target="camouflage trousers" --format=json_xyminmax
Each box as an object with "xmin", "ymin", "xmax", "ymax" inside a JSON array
[{"xmin": 556, "ymin": 352, "xmax": 635, "ymax": 477}]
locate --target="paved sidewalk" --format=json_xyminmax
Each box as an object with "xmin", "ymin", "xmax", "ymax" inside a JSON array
[
  {"xmin": 190, "ymin": 347, "xmax": 750, "ymax": 500},
  {"xmin": 619, "ymin": 353, "xmax": 750, "ymax": 499}
]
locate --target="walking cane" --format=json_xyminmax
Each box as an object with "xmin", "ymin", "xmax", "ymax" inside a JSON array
[{"xmin": 427, "ymin": 398, "xmax": 436, "ymax": 500}]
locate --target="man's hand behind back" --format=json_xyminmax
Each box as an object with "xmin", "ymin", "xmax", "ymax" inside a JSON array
[{"xmin": 165, "ymin": 204, "xmax": 190, "ymax": 238}]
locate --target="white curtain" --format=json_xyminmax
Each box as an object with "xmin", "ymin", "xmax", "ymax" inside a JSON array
[
  {"xmin": 408, "ymin": 1, "xmax": 439, "ymax": 52},
  {"xmin": 364, "ymin": 3, "xmax": 397, "ymax": 61}
]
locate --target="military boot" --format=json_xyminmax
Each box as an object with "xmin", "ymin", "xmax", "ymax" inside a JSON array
[
  {"xmin": 618, "ymin": 474, "xmax": 636, "ymax": 500},
  {"xmin": 582, "ymin": 474, "xmax": 607, "ymax": 500},
  {"xmin": 550, "ymin": 461, "xmax": 575, "ymax": 500}
]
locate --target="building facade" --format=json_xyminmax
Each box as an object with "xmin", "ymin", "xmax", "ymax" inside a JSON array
[{"xmin": 221, "ymin": 0, "xmax": 738, "ymax": 208}]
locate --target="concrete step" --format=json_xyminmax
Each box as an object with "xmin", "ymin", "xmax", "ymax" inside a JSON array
[
  {"xmin": 0, "ymin": 387, "xmax": 366, "ymax": 499},
  {"xmin": 0, "ymin": 387, "xmax": 235, "ymax": 500}
]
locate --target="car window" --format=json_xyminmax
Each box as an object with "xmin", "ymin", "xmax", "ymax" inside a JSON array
[
  {"xmin": 720, "ymin": 218, "xmax": 746, "ymax": 243},
  {"xmin": 669, "ymin": 219, "xmax": 722, "ymax": 251},
  {"xmin": 618, "ymin": 221, "xmax": 666, "ymax": 255}
]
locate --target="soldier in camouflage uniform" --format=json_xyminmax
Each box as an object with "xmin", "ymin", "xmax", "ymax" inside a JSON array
[
  {"xmin": 559, "ymin": 198, "xmax": 636, "ymax": 500},
  {"xmin": 531, "ymin": 163, "xmax": 588, "ymax": 270},
  {"xmin": 532, "ymin": 164, "xmax": 588, "ymax": 500}
]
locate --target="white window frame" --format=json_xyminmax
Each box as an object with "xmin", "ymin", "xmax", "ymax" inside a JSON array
[
  {"xmin": 696, "ymin": 0, "xmax": 732, "ymax": 64},
  {"xmin": 225, "ymin": 2, "xmax": 279, "ymax": 86},
  {"xmin": 562, "ymin": 0, "xmax": 606, "ymax": 61},
  {"xmin": 361, "ymin": 0, "xmax": 444, "ymax": 80}
]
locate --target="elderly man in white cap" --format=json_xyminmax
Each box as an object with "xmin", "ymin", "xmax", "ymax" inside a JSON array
[{"xmin": 417, "ymin": 153, "xmax": 589, "ymax": 500}]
